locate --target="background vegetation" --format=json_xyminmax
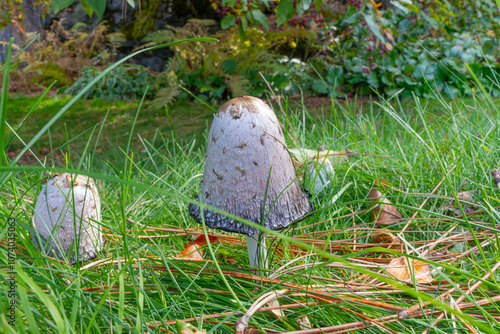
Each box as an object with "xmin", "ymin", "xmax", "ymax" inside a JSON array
[
  {"xmin": 1, "ymin": 1, "xmax": 500, "ymax": 333},
  {"xmin": 4, "ymin": 0, "xmax": 500, "ymax": 107}
]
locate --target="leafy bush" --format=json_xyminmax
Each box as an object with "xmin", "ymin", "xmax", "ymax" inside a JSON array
[
  {"xmin": 66, "ymin": 64, "xmax": 156, "ymax": 100},
  {"xmin": 322, "ymin": 2, "xmax": 500, "ymax": 98},
  {"xmin": 66, "ymin": 0, "xmax": 500, "ymax": 104}
]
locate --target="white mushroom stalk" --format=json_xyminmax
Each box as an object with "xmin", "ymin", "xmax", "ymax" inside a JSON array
[
  {"xmin": 246, "ymin": 232, "xmax": 268, "ymax": 274},
  {"xmin": 189, "ymin": 96, "xmax": 313, "ymax": 277},
  {"xmin": 32, "ymin": 173, "xmax": 102, "ymax": 264}
]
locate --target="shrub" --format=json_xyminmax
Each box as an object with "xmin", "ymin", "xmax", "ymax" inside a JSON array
[{"xmin": 65, "ymin": 65, "xmax": 156, "ymax": 100}]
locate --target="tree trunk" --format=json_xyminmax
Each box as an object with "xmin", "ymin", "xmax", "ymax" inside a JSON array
[
  {"xmin": 21, "ymin": 0, "xmax": 44, "ymax": 33},
  {"xmin": 0, "ymin": 9, "xmax": 13, "ymax": 62},
  {"xmin": 0, "ymin": 0, "xmax": 43, "ymax": 62}
]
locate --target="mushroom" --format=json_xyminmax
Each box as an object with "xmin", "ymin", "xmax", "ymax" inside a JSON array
[
  {"xmin": 189, "ymin": 96, "xmax": 313, "ymax": 274},
  {"xmin": 304, "ymin": 157, "xmax": 335, "ymax": 195},
  {"xmin": 32, "ymin": 173, "xmax": 102, "ymax": 264}
]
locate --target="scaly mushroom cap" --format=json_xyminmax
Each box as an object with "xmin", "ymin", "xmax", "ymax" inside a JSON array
[
  {"xmin": 189, "ymin": 96, "xmax": 312, "ymax": 236},
  {"xmin": 32, "ymin": 173, "xmax": 102, "ymax": 264}
]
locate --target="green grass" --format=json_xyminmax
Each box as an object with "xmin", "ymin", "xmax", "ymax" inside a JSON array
[
  {"xmin": 1, "ymin": 39, "xmax": 500, "ymax": 333},
  {"xmin": 6, "ymin": 95, "xmax": 215, "ymax": 165}
]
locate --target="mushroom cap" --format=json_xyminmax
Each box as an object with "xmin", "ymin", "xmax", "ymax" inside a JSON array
[
  {"xmin": 189, "ymin": 96, "xmax": 312, "ymax": 236},
  {"xmin": 32, "ymin": 173, "xmax": 102, "ymax": 264}
]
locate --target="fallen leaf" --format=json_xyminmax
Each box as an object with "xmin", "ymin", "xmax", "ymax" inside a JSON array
[
  {"xmin": 372, "ymin": 229, "xmax": 397, "ymax": 243},
  {"xmin": 289, "ymin": 148, "xmax": 354, "ymax": 165},
  {"xmin": 384, "ymin": 42, "xmax": 393, "ymax": 51},
  {"xmin": 268, "ymin": 299, "xmax": 285, "ymax": 319},
  {"xmin": 297, "ymin": 315, "xmax": 311, "ymax": 329},
  {"xmin": 178, "ymin": 243, "xmax": 203, "ymax": 260},
  {"xmin": 440, "ymin": 191, "xmax": 474, "ymax": 210},
  {"xmin": 439, "ymin": 191, "xmax": 478, "ymax": 218},
  {"xmin": 178, "ymin": 235, "xmax": 219, "ymax": 260},
  {"xmin": 176, "ymin": 319, "xmax": 206, "ymax": 334},
  {"xmin": 372, "ymin": 229, "xmax": 401, "ymax": 251},
  {"xmin": 368, "ymin": 189, "xmax": 402, "ymax": 225},
  {"xmin": 385, "ymin": 257, "xmax": 432, "ymax": 284},
  {"xmin": 456, "ymin": 191, "xmax": 474, "ymax": 202}
]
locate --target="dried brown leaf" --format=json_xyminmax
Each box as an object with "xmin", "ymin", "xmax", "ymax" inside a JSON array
[
  {"xmin": 439, "ymin": 191, "xmax": 478, "ymax": 219},
  {"xmin": 369, "ymin": 189, "xmax": 402, "ymax": 225},
  {"xmin": 371, "ymin": 230, "xmax": 401, "ymax": 251},
  {"xmin": 385, "ymin": 257, "xmax": 432, "ymax": 284},
  {"xmin": 178, "ymin": 244, "xmax": 204, "ymax": 260},
  {"xmin": 456, "ymin": 191, "xmax": 474, "ymax": 202},
  {"xmin": 296, "ymin": 315, "xmax": 311, "ymax": 330},
  {"xmin": 439, "ymin": 191, "xmax": 474, "ymax": 210},
  {"xmin": 371, "ymin": 229, "xmax": 397, "ymax": 244},
  {"xmin": 491, "ymin": 169, "xmax": 500, "ymax": 192}
]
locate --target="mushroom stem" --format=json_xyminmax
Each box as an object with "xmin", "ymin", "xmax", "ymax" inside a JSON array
[{"xmin": 246, "ymin": 232, "xmax": 268, "ymax": 279}]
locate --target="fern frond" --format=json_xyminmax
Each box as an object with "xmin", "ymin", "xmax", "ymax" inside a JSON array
[
  {"xmin": 150, "ymin": 86, "xmax": 180, "ymax": 109},
  {"xmin": 142, "ymin": 29, "xmax": 176, "ymax": 44},
  {"xmin": 224, "ymin": 74, "xmax": 250, "ymax": 97},
  {"xmin": 106, "ymin": 32, "xmax": 126, "ymax": 48}
]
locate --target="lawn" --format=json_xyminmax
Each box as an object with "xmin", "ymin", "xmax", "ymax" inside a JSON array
[
  {"xmin": 6, "ymin": 95, "xmax": 215, "ymax": 166},
  {"xmin": 1, "ymin": 41, "xmax": 500, "ymax": 334}
]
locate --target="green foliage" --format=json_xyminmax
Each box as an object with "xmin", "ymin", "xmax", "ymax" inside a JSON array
[
  {"xmin": 130, "ymin": 0, "xmax": 160, "ymax": 40},
  {"xmin": 325, "ymin": 2, "xmax": 500, "ymax": 98},
  {"xmin": 82, "ymin": 0, "xmax": 106, "ymax": 19},
  {"xmin": 139, "ymin": 22, "xmax": 329, "ymax": 106},
  {"xmin": 217, "ymin": 0, "xmax": 324, "ymax": 39},
  {"xmin": 0, "ymin": 0, "xmax": 22, "ymax": 29},
  {"xmin": 32, "ymin": 63, "xmax": 74, "ymax": 88},
  {"xmin": 10, "ymin": 22, "xmax": 114, "ymax": 94},
  {"xmin": 61, "ymin": 0, "xmax": 500, "ymax": 103},
  {"xmin": 149, "ymin": 61, "xmax": 181, "ymax": 110},
  {"xmin": 50, "ymin": 0, "xmax": 108, "ymax": 17},
  {"xmin": 276, "ymin": 0, "xmax": 296, "ymax": 26},
  {"xmin": 65, "ymin": 65, "xmax": 156, "ymax": 100},
  {"xmin": 52, "ymin": 0, "xmax": 75, "ymax": 14}
]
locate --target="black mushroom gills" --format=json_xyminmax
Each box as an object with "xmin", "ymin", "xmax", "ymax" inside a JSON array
[{"xmin": 189, "ymin": 96, "xmax": 313, "ymax": 235}]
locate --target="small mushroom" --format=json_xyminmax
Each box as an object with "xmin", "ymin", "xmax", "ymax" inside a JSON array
[
  {"xmin": 32, "ymin": 173, "xmax": 102, "ymax": 264},
  {"xmin": 189, "ymin": 96, "xmax": 313, "ymax": 272},
  {"xmin": 304, "ymin": 158, "xmax": 335, "ymax": 195}
]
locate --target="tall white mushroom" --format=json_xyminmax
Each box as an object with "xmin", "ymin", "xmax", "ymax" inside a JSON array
[
  {"xmin": 32, "ymin": 173, "xmax": 102, "ymax": 264},
  {"xmin": 189, "ymin": 96, "xmax": 313, "ymax": 274}
]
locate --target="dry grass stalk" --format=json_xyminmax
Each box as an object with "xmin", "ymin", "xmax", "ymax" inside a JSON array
[
  {"xmin": 400, "ymin": 166, "xmax": 456, "ymax": 234},
  {"xmin": 235, "ymin": 289, "xmax": 290, "ymax": 334},
  {"xmin": 419, "ymin": 258, "xmax": 500, "ymax": 334}
]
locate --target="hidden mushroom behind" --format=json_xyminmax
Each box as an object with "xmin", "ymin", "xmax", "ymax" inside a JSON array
[
  {"xmin": 189, "ymin": 96, "xmax": 313, "ymax": 275},
  {"xmin": 32, "ymin": 173, "xmax": 103, "ymax": 264}
]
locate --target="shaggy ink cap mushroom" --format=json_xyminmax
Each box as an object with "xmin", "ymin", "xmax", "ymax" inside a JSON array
[
  {"xmin": 32, "ymin": 173, "xmax": 103, "ymax": 264},
  {"xmin": 189, "ymin": 96, "xmax": 313, "ymax": 236}
]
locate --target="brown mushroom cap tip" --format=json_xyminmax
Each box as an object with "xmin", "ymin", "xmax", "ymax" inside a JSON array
[{"xmin": 189, "ymin": 96, "xmax": 313, "ymax": 236}]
